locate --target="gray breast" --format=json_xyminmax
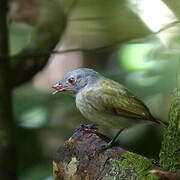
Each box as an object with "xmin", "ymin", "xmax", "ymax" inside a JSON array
[{"xmin": 76, "ymin": 91, "xmax": 94, "ymax": 120}]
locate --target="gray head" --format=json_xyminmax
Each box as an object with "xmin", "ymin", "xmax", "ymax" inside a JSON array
[{"xmin": 52, "ymin": 68, "xmax": 101, "ymax": 95}]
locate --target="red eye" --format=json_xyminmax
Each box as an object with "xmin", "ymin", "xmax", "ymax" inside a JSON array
[{"xmin": 68, "ymin": 77, "xmax": 75, "ymax": 84}]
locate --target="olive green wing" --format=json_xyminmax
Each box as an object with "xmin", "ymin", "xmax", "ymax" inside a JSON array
[{"xmin": 84, "ymin": 79, "xmax": 154, "ymax": 121}]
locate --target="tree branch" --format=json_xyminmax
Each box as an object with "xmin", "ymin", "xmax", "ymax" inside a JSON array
[
  {"xmin": 0, "ymin": 0, "xmax": 17, "ymax": 179},
  {"xmin": 0, "ymin": 44, "xmax": 117, "ymax": 61},
  {"xmin": 150, "ymin": 169, "xmax": 180, "ymax": 180},
  {"xmin": 154, "ymin": 20, "xmax": 180, "ymax": 34},
  {"xmin": 53, "ymin": 126, "xmax": 161, "ymax": 180},
  {"xmin": 0, "ymin": 20, "xmax": 179, "ymax": 62}
]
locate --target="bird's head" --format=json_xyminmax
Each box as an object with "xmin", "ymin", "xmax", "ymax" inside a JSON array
[{"xmin": 52, "ymin": 68, "xmax": 100, "ymax": 96}]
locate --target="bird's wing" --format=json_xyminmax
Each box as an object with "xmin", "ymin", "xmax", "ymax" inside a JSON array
[{"xmin": 84, "ymin": 78, "xmax": 153, "ymax": 120}]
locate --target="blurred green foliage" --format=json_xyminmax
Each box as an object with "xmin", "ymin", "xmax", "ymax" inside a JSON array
[
  {"xmin": 9, "ymin": 23, "xmax": 33, "ymax": 55},
  {"xmin": 13, "ymin": 53, "xmax": 178, "ymax": 179},
  {"xmin": 8, "ymin": 0, "xmax": 180, "ymax": 179}
]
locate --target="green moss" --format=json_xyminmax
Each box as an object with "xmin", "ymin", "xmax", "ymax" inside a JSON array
[
  {"xmin": 103, "ymin": 152, "xmax": 160, "ymax": 179},
  {"xmin": 159, "ymin": 89, "xmax": 180, "ymax": 172},
  {"xmin": 119, "ymin": 152, "xmax": 160, "ymax": 180}
]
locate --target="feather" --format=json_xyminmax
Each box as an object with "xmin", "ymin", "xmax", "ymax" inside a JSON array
[{"xmin": 84, "ymin": 78, "xmax": 156, "ymax": 122}]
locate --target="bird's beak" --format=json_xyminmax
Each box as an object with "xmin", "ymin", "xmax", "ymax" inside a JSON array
[{"xmin": 52, "ymin": 82, "xmax": 70, "ymax": 94}]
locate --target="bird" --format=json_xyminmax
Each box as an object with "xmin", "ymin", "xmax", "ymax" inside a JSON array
[{"xmin": 52, "ymin": 68, "xmax": 167, "ymax": 150}]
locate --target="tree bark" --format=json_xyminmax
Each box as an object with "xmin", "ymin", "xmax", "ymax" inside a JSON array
[
  {"xmin": 0, "ymin": 0, "xmax": 17, "ymax": 179},
  {"xmin": 53, "ymin": 126, "xmax": 161, "ymax": 180}
]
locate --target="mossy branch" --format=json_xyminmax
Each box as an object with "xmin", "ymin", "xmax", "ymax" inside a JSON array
[
  {"xmin": 53, "ymin": 126, "xmax": 161, "ymax": 180},
  {"xmin": 159, "ymin": 60, "xmax": 180, "ymax": 172}
]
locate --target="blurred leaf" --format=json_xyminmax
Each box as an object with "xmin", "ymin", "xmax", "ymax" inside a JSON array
[
  {"xmin": 19, "ymin": 163, "xmax": 52, "ymax": 180},
  {"xmin": 9, "ymin": 23, "xmax": 34, "ymax": 55},
  {"xmin": 34, "ymin": 0, "xmax": 66, "ymax": 49},
  {"xmin": 163, "ymin": 0, "xmax": 180, "ymax": 19},
  {"xmin": 119, "ymin": 43, "xmax": 155, "ymax": 71},
  {"xmin": 60, "ymin": 0, "xmax": 152, "ymax": 49},
  {"xmin": 9, "ymin": 0, "xmax": 66, "ymax": 56},
  {"xmin": 13, "ymin": 83, "xmax": 49, "ymax": 128},
  {"xmin": 19, "ymin": 107, "xmax": 48, "ymax": 129}
]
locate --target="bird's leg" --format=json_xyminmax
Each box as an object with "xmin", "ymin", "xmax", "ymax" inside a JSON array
[
  {"xmin": 100, "ymin": 128, "xmax": 125, "ymax": 151},
  {"xmin": 75, "ymin": 124, "xmax": 98, "ymax": 131}
]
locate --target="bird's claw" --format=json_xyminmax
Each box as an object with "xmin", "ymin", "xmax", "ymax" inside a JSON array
[
  {"xmin": 98, "ymin": 141, "xmax": 113, "ymax": 153},
  {"xmin": 75, "ymin": 124, "xmax": 84, "ymax": 132},
  {"xmin": 75, "ymin": 124, "xmax": 98, "ymax": 132},
  {"xmin": 84, "ymin": 124, "xmax": 98, "ymax": 130}
]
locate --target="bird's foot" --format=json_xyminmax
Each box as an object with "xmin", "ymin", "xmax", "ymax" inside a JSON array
[
  {"xmin": 75, "ymin": 124, "xmax": 98, "ymax": 131},
  {"xmin": 98, "ymin": 140, "xmax": 113, "ymax": 152},
  {"xmin": 84, "ymin": 124, "xmax": 98, "ymax": 130},
  {"xmin": 98, "ymin": 128, "xmax": 125, "ymax": 152}
]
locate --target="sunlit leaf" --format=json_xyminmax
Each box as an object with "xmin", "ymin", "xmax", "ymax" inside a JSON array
[
  {"xmin": 60, "ymin": 0, "xmax": 151, "ymax": 49},
  {"xmin": 119, "ymin": 43, "xmax": 155, "ymax": 71}
]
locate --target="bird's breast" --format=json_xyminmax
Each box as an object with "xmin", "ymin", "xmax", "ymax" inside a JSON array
[
  {"xmin": 75, "ymin": 91, "xmax": 136, "ymax": 129},
  {"xmin": 76, "ymin": 91, "xmax": 95, "ymax": 121}
]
